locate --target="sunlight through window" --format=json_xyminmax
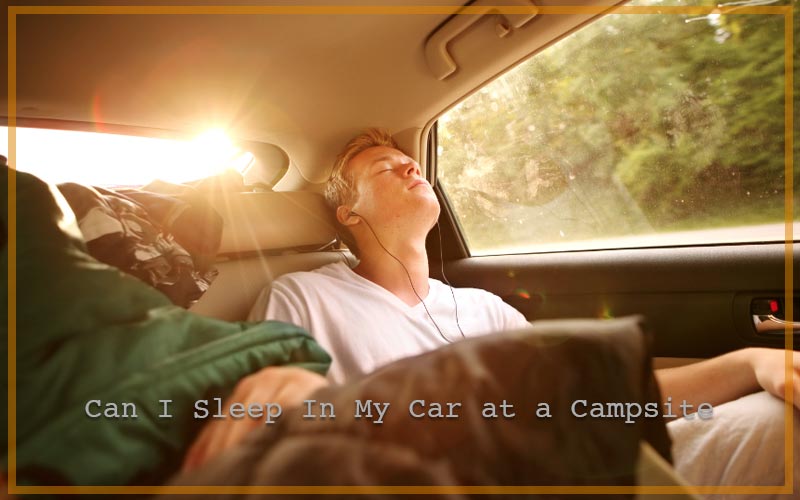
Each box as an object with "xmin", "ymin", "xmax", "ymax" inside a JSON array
[{"xmin": 1, "ymin": 126, "xmax": 250, "ymax": 187}]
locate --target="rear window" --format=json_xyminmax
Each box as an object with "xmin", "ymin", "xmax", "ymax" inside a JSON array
[
  {"xmin": 436, "ymin": 0, "xmax": 797, "ymax": 255},
  {"xmin": 1, "ymin": 126, "xmax": 252, "ymax": 188}
]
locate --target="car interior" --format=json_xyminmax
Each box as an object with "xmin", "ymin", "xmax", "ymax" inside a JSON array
[{"xmin": 3, "ymin": 0, "xmax": 798, "ymax": 496}]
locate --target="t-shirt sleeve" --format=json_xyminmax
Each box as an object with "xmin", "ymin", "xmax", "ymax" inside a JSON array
[
  {"xmin": 246, "ymin": 286, "xmax": 272, "ymax": 321},
  {"xmin": 493, "ymin": 294, "xmax": 530, "ymax": 330},
  {"xmin": 266, "ymin": 285, "xmax": 308, "ymax": 327},
  {"xmin": 247, "ymin": 281, "xmax": 309, "ymax": 330}
]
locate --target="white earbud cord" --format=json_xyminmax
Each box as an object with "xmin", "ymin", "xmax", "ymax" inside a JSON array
[
  {"xmin": 434, "ymin": 221, "xmax": 467, "ymax": 339},
  {"xmin": 349, "ymin": 211, "xmax": 466, "ymax": 343}
]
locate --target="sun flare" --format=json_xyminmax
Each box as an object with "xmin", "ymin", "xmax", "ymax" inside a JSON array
[{"xmin": 1, "ymin": 126, "xmax": 248, "ymax": 187}]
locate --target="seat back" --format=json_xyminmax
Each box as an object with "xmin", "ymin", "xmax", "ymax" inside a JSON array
[{"xmin": 189, "ymin": 191, "xmax": 343, "ymax": 321}]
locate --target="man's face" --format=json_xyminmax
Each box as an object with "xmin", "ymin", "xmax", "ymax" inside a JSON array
[{"xmin": 345, "ymin": 146, "xmax": 440, "ymax": 231}]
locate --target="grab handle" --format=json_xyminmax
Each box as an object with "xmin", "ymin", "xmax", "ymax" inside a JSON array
[{"xmin": 424, "ymin": 0, "xmax": 538, "ymax": 80}]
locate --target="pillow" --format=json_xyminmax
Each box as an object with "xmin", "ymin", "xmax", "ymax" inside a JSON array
[
  {"xmin": 168, "ymin": 316, "xmax": 672, "ymax": 491},
  {"xmin": 1, "ymin": 168, "xmax": 331, "ymax": 486}
]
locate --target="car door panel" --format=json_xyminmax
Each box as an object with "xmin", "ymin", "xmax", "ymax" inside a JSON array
[{"xmin": 441, "ymin": 243, "xmax": 797, "ymax": 357}]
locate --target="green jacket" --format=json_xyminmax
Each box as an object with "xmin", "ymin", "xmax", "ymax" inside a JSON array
[{"xmin": 1, "ymin": 168, "xmax": 331, "ymax": 486}]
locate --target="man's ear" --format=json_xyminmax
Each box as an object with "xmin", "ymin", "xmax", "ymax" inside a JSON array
[{"xmin": 336, "ymin": 206, "xmax": 359, "ymax": 226}]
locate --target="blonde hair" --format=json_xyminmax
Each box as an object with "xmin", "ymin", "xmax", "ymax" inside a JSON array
[
  {"xmin": 325, "ymin": 128, "xmax": 399, "ymax": 257},
  {"xmin": 325, "ymin": 128, "xmax": 399, "ymax": 209}
]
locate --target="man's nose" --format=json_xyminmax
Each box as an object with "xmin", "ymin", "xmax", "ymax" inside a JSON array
[{"xmin": 402, "ymin": 160, "xmax": 421, "ymax": 177}]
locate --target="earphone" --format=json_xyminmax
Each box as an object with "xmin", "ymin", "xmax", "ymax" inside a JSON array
[{"xmin": 347, "ymin": 210, "xmax": 465, "ymax": 343}]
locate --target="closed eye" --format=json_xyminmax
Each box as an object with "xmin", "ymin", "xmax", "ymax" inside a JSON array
[{"xmin": 373, "ymin": 164, "xmax": 394, "ymax": 175}]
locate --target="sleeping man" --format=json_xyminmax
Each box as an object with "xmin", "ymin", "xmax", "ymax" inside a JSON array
[
  {"xmin": 248, "ymin": 129, "xmax": 529, "ymax": 383},
  {"xmin": 197, "ymin": 128, "xmax": 799, "ymax": 491},
  {"xmin": 245, "ymin": 129, "xmax": 800, "ymax": 491},
  {"xmin": 250, "ymin": 128, "xmax": 797, "ymax": 397}
]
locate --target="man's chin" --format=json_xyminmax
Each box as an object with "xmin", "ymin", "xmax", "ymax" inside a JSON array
[{"xmin": 419, "ymin": 200, "xmax": 441, "ymax": 229}]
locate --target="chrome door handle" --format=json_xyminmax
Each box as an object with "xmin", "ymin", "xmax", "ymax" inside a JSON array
[{"xmin": 753, "ymin": 314, "xmax": 800, "ymax": 335}]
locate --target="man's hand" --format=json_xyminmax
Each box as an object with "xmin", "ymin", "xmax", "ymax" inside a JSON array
[
  {"xmin": 750, "ymin": 347, "xmax": 800, "ymax": 409},
  {"xmin": 182, "ymin": 366, "xmax": 329, "ymax": 472}
]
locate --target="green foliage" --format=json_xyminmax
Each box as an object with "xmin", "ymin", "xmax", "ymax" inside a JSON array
[{"xmin": 439, "ymin": 0, "xmax": 797, "ymax": 251}]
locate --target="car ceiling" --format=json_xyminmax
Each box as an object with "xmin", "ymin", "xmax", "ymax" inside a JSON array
[{"xmin": 2, "ymin": 0, "xmax": 619, "ymax": 187}]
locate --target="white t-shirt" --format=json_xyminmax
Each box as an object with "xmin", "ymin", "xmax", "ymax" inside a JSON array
[{"xmin": 248, "ymin": 261, "xmax": 529, "ymax": 384}]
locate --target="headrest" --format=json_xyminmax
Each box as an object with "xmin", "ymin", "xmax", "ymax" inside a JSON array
[{"xmin": 206, "ymin": 191, "xmax": 336, "ymax": 254}]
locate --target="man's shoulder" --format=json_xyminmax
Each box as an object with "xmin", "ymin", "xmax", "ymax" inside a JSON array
[
  {"xmin": 429, "ymin": 280, "xmax": 509, "ymax": 311},
  {"xmin": 432, "ymin": 280, "xmax": 502, "ymax": 302},
  {"xmin": 431, "ymin": 281, "xmax": 528, "ymax": 328},
  {"xmin": 272, "ymin": 261, "xmax": 351, "ymax": 290}
]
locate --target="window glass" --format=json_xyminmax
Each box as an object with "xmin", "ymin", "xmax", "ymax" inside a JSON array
[
  {"xmin": 437, "ymin": 0, "xmax": 798, "ymax": 255},
  {"xmin": 1, "ymin": 126, "xmax": 252, "ymax": 188}
]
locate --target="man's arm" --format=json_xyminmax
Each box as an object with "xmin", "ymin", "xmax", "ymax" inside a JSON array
[
  {"xmin": 182, "ymin": 366, "xmax": 329, "ymax": 472},
  {"xmin": 655, "ymin": 347, "xmax": 800, "ymax": 411},
  {"xmin": 182, "ymin": 281, "xmax": 326, "ymax": 472}
]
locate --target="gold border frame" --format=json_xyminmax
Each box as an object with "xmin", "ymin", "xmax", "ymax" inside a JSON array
[{"xmin": 6, "ymin": 4, "xmax": 794, "ymax": 495}]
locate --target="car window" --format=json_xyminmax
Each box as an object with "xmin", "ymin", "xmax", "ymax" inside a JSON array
[
  {"xmin": 436, "ymin": 0, "xmax": 798, "ymax": 255},
  {"xmin": 1, "ymin": 127, "xmax": 252, "ymax": 188}
]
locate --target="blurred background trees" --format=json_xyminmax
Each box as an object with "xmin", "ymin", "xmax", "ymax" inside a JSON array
[{"xmin": 438, "ymin": 0, "xmax": 798, "ymax": 251}]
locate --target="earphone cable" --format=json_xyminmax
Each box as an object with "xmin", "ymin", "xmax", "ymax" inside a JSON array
[
  {"xmin": 349, "ymin": 211, "xmax": 457, "ymax": 344},
  {"xmin": 435, "ymin": 221, "xmax": 466, "ymax": 339}
]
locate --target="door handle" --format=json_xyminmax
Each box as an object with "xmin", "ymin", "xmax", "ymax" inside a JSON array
[
  {"xmin": 751, "ymin": 297, "xmax": 799, "ymax": 335},
  {"xmin": 753, "ymin": 314, "xmax": 800, "ymax": 335}
]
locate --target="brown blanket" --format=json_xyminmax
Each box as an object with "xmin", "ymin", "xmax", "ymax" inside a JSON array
[{"xmin": 166, "ymin": 316, "xmax": 670, "ymax": 498}]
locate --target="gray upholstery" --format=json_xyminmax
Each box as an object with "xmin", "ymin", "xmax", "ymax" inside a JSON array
[{"xmin": 191, "ymin": 252, "xmax": 345, "ymax": 321}]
